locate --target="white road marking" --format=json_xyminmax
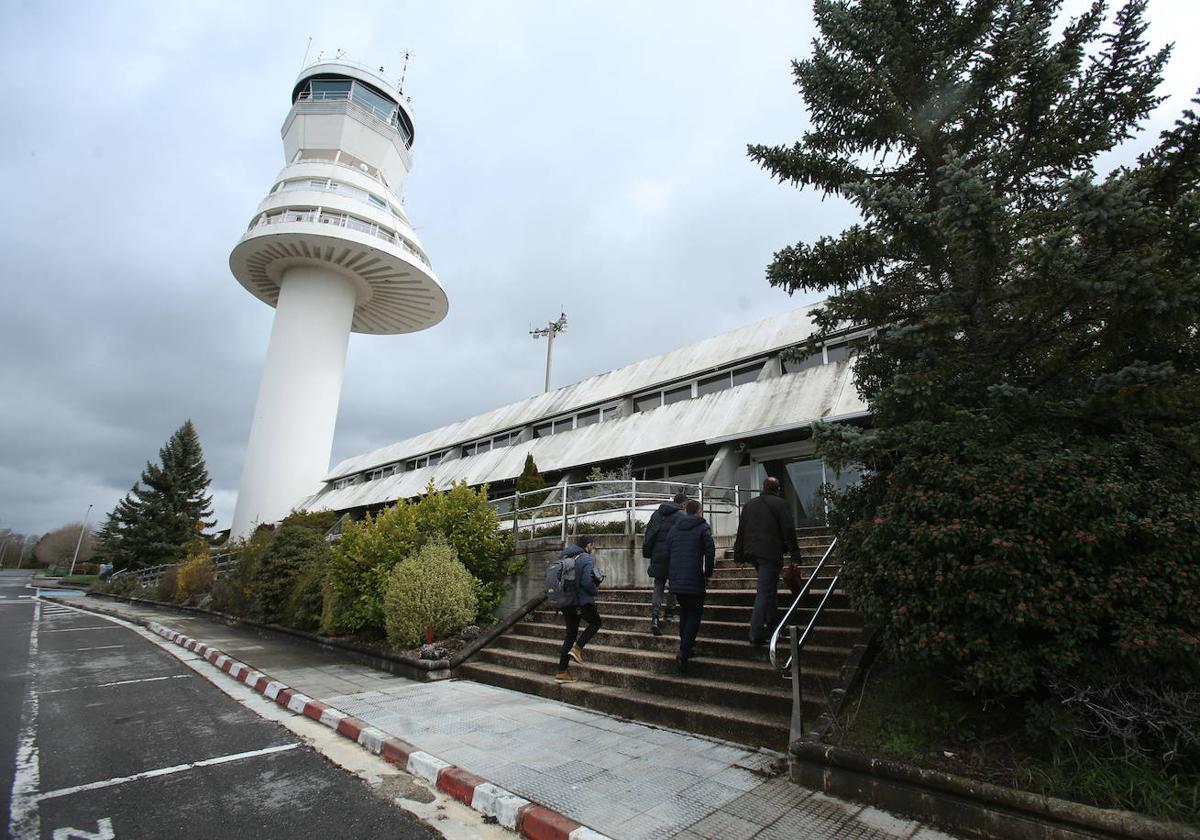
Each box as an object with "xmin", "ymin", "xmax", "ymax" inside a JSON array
[
  {"xmin": 8, "ymin": 600, "xmax": 42, "ymax": 840},
  {"xmin": 52, "ymin": 817, "xmax": 114, "ymax": 840},
  {"xmin": 41, "ymin": 626, "xmax": 119, "ymax": 633},
  {"xmin": 60, "ymin": 644, "xmax": 127, "ymax": 652},
  {"xmin": 34, "ymin": 743, "xmax": 301, "ymax": 802},
  {"xmin": 40, "ymin": 674, "xmax": 192, "ymax": 695}
]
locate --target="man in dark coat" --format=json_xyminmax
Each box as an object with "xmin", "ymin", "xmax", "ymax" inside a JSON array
[
  {"xmin": 641, "ymin": 492, "xmax": 687, "ymax": 635},
  {"xmin": 735, "ymin": 476, "xmax": 798, "ymax": 645},
  {"xmin": 665, "ymin": 499, "xmax": 715, "ymax": 675},
  {"xmin": 556, "ymin": 536, "xmax": 603, "ymax": 683}
]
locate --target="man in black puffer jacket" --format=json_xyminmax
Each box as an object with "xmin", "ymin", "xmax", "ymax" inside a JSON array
[
  {"xmin": 642, "ymin": 492, "xmax": 687, "ymax": 635},
  {"xmin": 665, "ymin": 499, "xmax": 715, "ymax": 675},
  {"xmin": 735, "ymin": 477, "xmax": 798, "ymax": 645}
]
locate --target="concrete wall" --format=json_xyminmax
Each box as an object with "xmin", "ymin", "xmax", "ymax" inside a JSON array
[{"xmin": 496, "ymin": 534, "xmax": 649, "ymax": 617}]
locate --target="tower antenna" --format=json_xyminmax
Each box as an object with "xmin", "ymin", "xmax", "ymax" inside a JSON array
[
  {"xmin": 300, "ymin": 36, "xmax": 312, "ymax": 70},
  {"xmin": 398, "ymin": 51, "xmax": 411, "ymax": 95}
]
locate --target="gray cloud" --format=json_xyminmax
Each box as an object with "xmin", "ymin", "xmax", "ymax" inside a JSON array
[{"xmin": 1, "ymin": 0, "xmax": 1194, "ymax": 535}]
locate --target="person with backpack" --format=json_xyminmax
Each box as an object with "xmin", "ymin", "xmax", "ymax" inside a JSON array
[
  {"xmin": 548, "ymin": 535, "xmax": 603, "ymax": 683},
  {"xmin": 735, "ymin": 476, "xmax": 798, "ymax": 645},
  {"xmin": 665, "ymin": 500, "xmax": 715, "ymax": 675},
  {"xmin": 641, "ymin": 491, "xmax": 687, "ymax": 635}
]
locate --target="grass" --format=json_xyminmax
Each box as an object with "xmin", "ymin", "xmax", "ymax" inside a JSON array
[
  {"xmin": 837, "ymin": 661, "xmax": 1200, "ymax": 826},
  {"xmin": 57, "ymin": 574, "xmax": 98, "ymax": 586}
]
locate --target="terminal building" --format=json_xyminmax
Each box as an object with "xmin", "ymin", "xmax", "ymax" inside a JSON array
[{"xmin": 300, "ymin": 302, "xmax": 869, "ymax": 532}]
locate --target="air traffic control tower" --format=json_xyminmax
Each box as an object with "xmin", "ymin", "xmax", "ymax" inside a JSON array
[{"xmin": 229, "ymin": 61, "xmax": 447, "ymax": 538}]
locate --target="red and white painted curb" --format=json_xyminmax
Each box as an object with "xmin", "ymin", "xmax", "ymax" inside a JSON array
[{"xmin": 141, "ymin": 620, "xmax": 610, "ymax": 840}]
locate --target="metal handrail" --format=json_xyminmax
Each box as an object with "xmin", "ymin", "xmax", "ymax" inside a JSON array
[
  {"xmin": 491, "ymin": 478, "xmax": 751, "ymax": 542},
  {"xmin": 768, "ymin": 537, "xmax": 839, "ymax": 671},
  {"xmin": 291, "ymin": 155, "xmax": 393, "ymax": 191}
]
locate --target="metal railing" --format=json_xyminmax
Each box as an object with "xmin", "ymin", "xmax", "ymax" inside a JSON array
[
  {"xmin": 489, "ymin": 478, "xmax": 750, "ymax": 543},
  {"xmin": 292, "ymin": 155, "xmax": 392, "ymax": 191},
  {"xmin": 250, "ymin": 208, "xmax": 432, "ymax": 267},
  {"xmin": 108, "ymin": 553, "xmax": 239, "ymax": 590},
  {"xmin": 768, "ymin": 537, "xmax": 839, "ymax": 734}
]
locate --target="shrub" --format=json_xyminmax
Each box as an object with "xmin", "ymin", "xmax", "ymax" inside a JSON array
[
  {"xmin": 155, "ymin": 566, "xmax": 178, "ymax": 603},
  {"xmin": 285, "ymin": 560, "xmax": 326, "ymax": 631},
  {"xmin": 383, "ymin": 540, "xmax": 477, "ymax": 649},
  {"xmin": 175, "ymin": 540, "xmax": 215, "ymax": 604},
  {"xmin": 323, "ymin": 481, "xmax": 518, "ymax": 635},
  {"xmin": 250, "ymin": 516, "xmax": 332, "ymax": 624},
  {"xmin": 105, "ymin": 574, "xmax": 141, "ymax": 597},
  {"xmin": 826, "ymin": 419, "xmax": 1200, "ymax": 696}
]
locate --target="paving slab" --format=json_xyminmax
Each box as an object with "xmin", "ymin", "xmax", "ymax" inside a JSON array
[{"xmin": 69, "ymin": 595, "xmax": 960, "ymax": 839}]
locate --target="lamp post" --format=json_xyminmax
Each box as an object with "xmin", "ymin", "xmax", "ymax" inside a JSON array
[
  {"xmin": 68, "ymin": 504, "xmax": 93, "ymax": 577},
  {"xmin": 531, "ymin": 311, "xmax": 567, "ymax": 393}
]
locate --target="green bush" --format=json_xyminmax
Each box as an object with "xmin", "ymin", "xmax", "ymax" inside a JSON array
[
  {"xmin": 323, "ymin": 481, "xmax": 518, "ymax": 635},
  {"xmin": 155, "ymin": 567, "xmax": 178, "ymax": 602},
  {"xmin": 383, "ymin": 540, "xmax": 477, "ymax": 648},
  {"xmin": 827, "ymin": 419, "xmax": 1200, "ymax": 696},
  {"xmin": 250, "ymin": 516, "xmax": 332, "ymax": 624},
  {"xmin": 285, "ymin": 558, "xmax": 326, "ymax": 631}
]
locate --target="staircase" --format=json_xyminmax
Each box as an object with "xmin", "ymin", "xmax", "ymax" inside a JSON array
[{"xmin": 457, "ymin": 527, "xmax": 864, "ymax": 749}]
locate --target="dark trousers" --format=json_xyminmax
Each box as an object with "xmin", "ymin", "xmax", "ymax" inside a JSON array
[
  {"xmin": 675, "ymin": 593, "xmax": 705, "ymax": 660},
  {"xmin": 559, "ymin": 603, "xmax": 602, "ymax": 669},
  {"xmin": 651, "ymin": 576, "xmax": 677, "ymax": 620},
  {"xmin": 750, "ymin": 561, "xmax": 781, "ymax": 642}
]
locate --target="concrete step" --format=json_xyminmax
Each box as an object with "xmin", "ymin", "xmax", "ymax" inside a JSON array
[
  {"xmin": 596, "ymin": 589, "xmax": 848, "ymax": 608},
  {"xmin": 511, "ymin": 618, "xmax": 861, "ymax": 663},
  {"xmin": 472, "ymin": 645, "xmax": 798, "ymax": 716},
  {"xmin": 490, "ymin": 633, "xmax": 844, "ymax": 688},
  {"xmin": 456, "ymin": 660, "xmax": 798, "ymax": 749},
  {"xmin": 532, "ymin": 607, "xmax": 863, "ymax": 636}
]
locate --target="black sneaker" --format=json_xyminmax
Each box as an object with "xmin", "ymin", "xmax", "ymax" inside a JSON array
[
  {"xmin": 675, "ymin": 654, "xmax": 689, "ymax": 676},
  {"xmin": 650, "ymin": 618, "xmax": 662, "ymax": 636}
]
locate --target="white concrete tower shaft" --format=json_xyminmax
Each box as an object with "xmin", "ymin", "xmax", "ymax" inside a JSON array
[{"xmin": 229, "ymin": 61, "xmax": 448, "ymax": 538}]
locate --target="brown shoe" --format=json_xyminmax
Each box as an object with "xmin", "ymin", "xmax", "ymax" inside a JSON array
[
  {"xmin": 569, "ymin": 645, "xmax": 584, "ymax": 664},
  {"xmin": 555, "ymin": 670, "xmax": 577, "ymax": 682}
]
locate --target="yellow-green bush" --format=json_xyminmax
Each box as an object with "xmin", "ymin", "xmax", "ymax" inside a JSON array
[
  {"xmin": 175, "ymin": 540, "xmax": 215, "ymax": 604},
  {"xmin": 322, "ymin": 481, "xmax": 517, "ymax": 636},
  {"xmin": 382, "ymin": 540, "xmax": 477, "ymax": 649}
]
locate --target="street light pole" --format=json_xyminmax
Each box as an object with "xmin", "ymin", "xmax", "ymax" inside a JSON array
[
  {"xmin": 530, "ymin": 311, "xmax": 567, "ymax": 393},
  {"xmin": 68, "ymin": 503, "xmax": 93, "ymax": 577}
]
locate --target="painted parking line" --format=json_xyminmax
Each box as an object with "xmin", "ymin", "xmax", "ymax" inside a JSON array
[
  {"xmin": 41, "ymin": 626, "xmax": 121, "ymax": 633},
  {"xmin": 58, "ymin": 644, "xmax": 127, "ymax": 653},
  {"xmin": 9, "ymin": 601, "xmax": 42, "ymax": 840},
  {"xmin": 32, "ymin": 743, "xmax": 301, "ymax": 803},
  {"xmin": 40, "ymin": 674, "xmax": 192, "ymax": 695}
]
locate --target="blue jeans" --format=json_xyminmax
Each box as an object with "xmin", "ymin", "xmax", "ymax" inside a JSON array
[
  {"xmin": 750, "ymin": 561, "xmax": 780, "ymax": 642},
  {"xmin": 675, "ymin": 593, "xmax": 705, "ymax": 659}
]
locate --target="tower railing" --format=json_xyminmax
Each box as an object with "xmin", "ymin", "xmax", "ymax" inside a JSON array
[{"xmin": 249, "ymin": 209, "xmax": 432, "ymax": 267}]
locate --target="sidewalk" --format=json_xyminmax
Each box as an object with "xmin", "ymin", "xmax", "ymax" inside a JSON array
[{"xmin": 60, "ymin": 594, "xmax": 956, "ymax": 840}]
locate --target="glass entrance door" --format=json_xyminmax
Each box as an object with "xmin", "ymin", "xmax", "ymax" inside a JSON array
[{"xmin": 760, "ymin": 457, "xmax": 826, "ymax": 526}]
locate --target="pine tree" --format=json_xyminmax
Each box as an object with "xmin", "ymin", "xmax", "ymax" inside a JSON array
[
  {"xmin": 96, "ymin": 421, "xmax": 216, "ymax": 570},
  {"xmin": 751, "ymin": 1, "xmax": 1199, "ymax": 694}
]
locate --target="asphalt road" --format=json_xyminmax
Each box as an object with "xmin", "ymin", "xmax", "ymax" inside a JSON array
[{"xmin": 0, "ymin": 570, "xmax": 442, "ymax": 840}]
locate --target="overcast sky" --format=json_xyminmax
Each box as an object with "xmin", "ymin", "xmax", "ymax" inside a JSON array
[{"xmin": 1, "ymin": 1, "xmax": 1195, "ymax": 536}]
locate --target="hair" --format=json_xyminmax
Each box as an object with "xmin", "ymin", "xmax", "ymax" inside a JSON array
[
  {"xmin": 684, "ymin": 499, "xmax": 702, "ymax": 516},
  {"xmin": 672, "ymin": 492, "xmax": 688, "ymax": 504},
  {"xmin": 762, "ymin": 477, "xmax": 782, "ymax": 495},
  {"xmin": 574, "ymin": 534, "xmax": 593, "ymax": 549}
]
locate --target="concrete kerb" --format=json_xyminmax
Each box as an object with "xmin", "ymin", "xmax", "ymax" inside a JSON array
[{"xmin": 42, "ymin": 596, "xmax": 612, "ymax": 840}]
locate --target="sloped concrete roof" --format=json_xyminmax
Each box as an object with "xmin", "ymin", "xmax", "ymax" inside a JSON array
[
  {"xmin": 325, "ymin": 302, "xmax": 832, "ymax": 480},
  {"xmin": 302, "ymin": 346, "xmax": 865, "ymax": 512}
]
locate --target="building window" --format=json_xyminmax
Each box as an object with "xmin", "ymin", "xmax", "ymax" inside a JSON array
[
  {"xmin": 697, "ymin": 372, "xmax": 731, "ymax": 397},
  {"xmin": 552, "ymin": 417, "xmax": 574, "ymax": 434},
  {"xmin": 601, "ymin": 405, "xmax": 622, "ymax": 421},
  {"xmin": 368, "ymin": 193, "xmax": 386, "ymax": 209},
  {"xmin": 533, "ymin": 423, "xmax": 553, "ymax": 438},
  {"xmin": 635, "ymin": 392, "xmax": 662, "ymax": 413},
  {"xmin": 663, "ymin": 384, "xmax": 692, "ymax": 405},
  {"xmin": 782, "ymin": 351, "xmax": 823, "ymax": 374},
  {"xmin": 576, "ymin": 409, "xmax": 600, "ymax": 428},
  {"xmin": 669, "ymin": 460, "xmax": 708, "ymax": 478},
  {"xmin": 731, "ymin": 363, "xmax": 762, "ymax": 386}
]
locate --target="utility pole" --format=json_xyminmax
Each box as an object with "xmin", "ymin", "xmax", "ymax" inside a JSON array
[
  {"xmin": 530, "ymin": 311, "xmax": 567, "ymax": 393},
  {"xmin": 68, "ymin": 503, "xmax": 93, "ymax": 576}
]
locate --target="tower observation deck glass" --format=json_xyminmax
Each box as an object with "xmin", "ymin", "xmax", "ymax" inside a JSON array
[{"xmin": 296, "ymin": 77, "xmax": 414, "ymax": 147}]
